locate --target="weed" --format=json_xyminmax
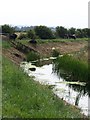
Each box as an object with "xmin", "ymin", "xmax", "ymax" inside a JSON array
[
  {"xmin": 26, "ymin": 51, "xmax": 40, "ymax": 62},
  {"xmin": 53, "ymin": 55, "xmax": 88, "ymax": 82}
]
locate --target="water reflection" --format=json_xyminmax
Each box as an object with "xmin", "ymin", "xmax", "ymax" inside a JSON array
[
  {"xmin": 53, "ymin": 67, "xmax": 90, "ymax": 97},
  {"xmin": 20, "ymin": 60, "xmax": 90, "ymax": 116}
]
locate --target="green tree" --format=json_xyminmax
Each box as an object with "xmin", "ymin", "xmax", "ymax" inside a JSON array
[
  {"xmin": 68, "ymin": 27, "xmax": 76, "ymax": 35},
  {"xmin": 34, "ymin": 26, "xmax": 54, "ymax": 39},
  {"xmin": 2, "ymin": 24, "xmax": 15, "ymax": 34},
  {"xmin": 82, "ymin": 28, "xmax": 90, "ymax": 38},
  {"xmin": 76, "ymin": 29, "xmax": 83, "ymax": 38},
  {"xmin": 56, "ymin": 26, "xmax": 68, "ymax": 38},
  {"xmin": 27, "ymin": 30, "xmax": 36, "ymax": 39}
]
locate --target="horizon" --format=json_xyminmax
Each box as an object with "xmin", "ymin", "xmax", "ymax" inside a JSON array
[{"xmin": 1, "ymin": 24, "xmax": 89, "ymax": 29}]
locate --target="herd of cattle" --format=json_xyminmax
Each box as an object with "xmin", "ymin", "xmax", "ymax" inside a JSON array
[{"xmin": 1, "ymin": 33, "xmax": 76, "ymax": 42}]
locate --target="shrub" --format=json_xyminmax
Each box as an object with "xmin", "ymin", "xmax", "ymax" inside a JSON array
[
  {"xmin": 52, "ymin": 49, "xmax": 60, "ymax": 57},
  {"xmin": 26, "ymin": 51, "xmax": 40, "ymax": 62},
  {"xmin": 27, "ymin": 30, "xmax": 36, "ymax": 39}
]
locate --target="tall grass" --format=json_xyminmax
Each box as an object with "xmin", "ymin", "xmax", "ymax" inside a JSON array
[
  {"xmin": 2, "ymin": 56, "xmax": 84, "ymax": 118},
  {"xmin": 26, "ymin": 51, "xmax": 40, "ymax": 62},
  {"xmin": 53, "ymin": 55, "xmax": 88, "ymax": 82}
]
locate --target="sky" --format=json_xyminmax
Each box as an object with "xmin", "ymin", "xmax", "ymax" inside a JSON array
[{"xmin": 0, "ymin": 0, "xmax": 89, "ymax": 28}]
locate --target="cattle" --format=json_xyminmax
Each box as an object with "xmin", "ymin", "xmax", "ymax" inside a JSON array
[
  {"xmin": 29, "ymin": 39, "xmax": 37, "ymax": 44},
  {"xmin": 65, "ymin": 34, "xmax": 76, "ymax": 39},
  {"xmin": 68, "ymin": 34, "xmax": 76, "ymax": 39},
  {"xmin": 9, "ymin": 33, "xmax": 17, "ymax": 40}
]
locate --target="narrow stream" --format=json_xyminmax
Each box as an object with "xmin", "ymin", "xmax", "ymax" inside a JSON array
[{"xmin": 20, "ymin": 60, "xmax": 90, "ymax": 116}]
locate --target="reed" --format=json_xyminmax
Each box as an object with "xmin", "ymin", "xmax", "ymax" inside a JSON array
[{"xmin": 53, "ymin": 55, "xmax": 88, "ymax": 82}]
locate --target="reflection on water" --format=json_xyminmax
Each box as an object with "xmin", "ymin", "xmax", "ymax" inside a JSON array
[{"xmin": 20, "ymin": 61, "xmax": 90, "ymax": 116}]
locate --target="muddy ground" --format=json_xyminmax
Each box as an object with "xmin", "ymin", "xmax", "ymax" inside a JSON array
[{"xmin": 2, "ymin": 40, "xmax": 88, "ymax": 66}]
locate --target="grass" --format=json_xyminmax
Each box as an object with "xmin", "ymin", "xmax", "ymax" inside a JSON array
[
  {"xmin": 72, "ymin": 46, "xmax": 88, "ymax": 62},
  {"xmin": 2, "ymin": 56, "xmax": 84, "ymax": 118},
  {"xmin": 18, "ymin": 38, "xmax": 88, "ymax": 45},
  {"xmin": 52, "ymin": 49, "xmax": 60, "ymax": 57},
  {"xmin": 2, "ymin": 40, "xmax": 11, "ymax": 49},
  {"xmin": 26, "ymin": 51, "xmax": 40, "ymax": 62},
  {"xmin": 53, "ymin": 55, "xmax": 88, "ymax": 82}
]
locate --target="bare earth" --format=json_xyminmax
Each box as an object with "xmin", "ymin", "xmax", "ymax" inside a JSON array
[{"xmin": 2, "ymin": 41, "xmax": 88, "ymax": 65}]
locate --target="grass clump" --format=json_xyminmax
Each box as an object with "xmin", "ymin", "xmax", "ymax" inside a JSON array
[
  {"xmin": 52, "ymin": 48, "xmax": 60, "ymax": 57},
  {"xmin": 53, "ymin": 55, "xmax": 88, "ymax": 82},
  {"xmin": 26, "ymin": 51, "xmax": 40, "ymax": 62},
  {"xmin": 2, "ymin": 56, "xmax": 84, "ymax": 118}
]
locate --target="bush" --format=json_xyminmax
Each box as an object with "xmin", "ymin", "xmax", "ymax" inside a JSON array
[
  {"xmin": 26, "ymin": 51, "xmax": 40, "ymax": 62},
  {"xmin": 52, "ymin": 49, "xmax": 60, "ymax": 57},
  {"xmin": 2, "ymin": 24, "xmax": 15, "ymax": 34},
  {"xmin": 27, "ymin": 30, "xmax": 36, "ymax": 39}
]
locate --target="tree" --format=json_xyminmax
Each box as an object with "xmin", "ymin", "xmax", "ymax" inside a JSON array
[
  {"xmin": 34, "ymin": 26, "xmax": 54, "ymax": 39},
  {"xmin": 82, "ymin": 28, "xmax": 90, "ymax": 38},
  {"xmin": 56, "ymin": 26, "xmax": 68, "ymax": 38},
  {"xmin": 27, "ymin": 30, "xmax": 36, "ymax": 39},
  {"xmin": 2, "ymin": 24, "xmax": 15, "ymax": 34},
  {"xmin": 68, "ymin": 27, "xmax": 76, "ymax": 35},
  {"xmin": 76, "ymin": 29, "xmax": 83, "ymax": 38},
  {"xmin": 87, "ymin": 29, "xmax": 90, "ymax": 38}
]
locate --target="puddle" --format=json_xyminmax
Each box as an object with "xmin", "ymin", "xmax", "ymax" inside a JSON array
[{"xmin": 20, "ymin": 61, "xmax": 90, "ymax": 116}]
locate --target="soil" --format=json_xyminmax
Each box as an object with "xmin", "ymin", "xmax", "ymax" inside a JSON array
[
  {"xmin": 2, "ymin": 40, "xmax": 88, "ymax": 66},
  {"xmin": 30, "ymin": 41, "xmax": 87, "ymax": 56},
  {"xmin": 2, "ymin": 47, "xmax": 26, "ymax": 66}
]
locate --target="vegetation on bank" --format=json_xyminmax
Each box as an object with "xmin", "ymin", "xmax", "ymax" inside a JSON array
[
  {"xmin": 2, "ymin": 56, "xmax": 84, "ymax": 118},
  {"xmin": 2, "ymin": 40, "xmax": 12, "ymax": 49},
  {"xmin": 18, "ymin": 38, "xmax": 88, "ymax": 45},
  {"xmin": 26, "ymin": 51, "xmax": 40, "ymax": 62},
  {"xmin": 53, "ymin": 55, "xmax": 88, "ymax": 82}
]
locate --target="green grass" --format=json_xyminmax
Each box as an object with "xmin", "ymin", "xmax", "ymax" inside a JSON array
[
  {"xmin": 2, "ymin": 56, "xmax": 84, "ymax": 118},
  {"xmin": 53, "ymin": 55, "xmax": 88, "ymax": 82},
  {"xmin": 2, "ymin": 41, "xmax": 11, "ymax": 49},
  {"xmin": 18, "ymin": 38, "xmax": 88, "ymax": 45},
  {"xmin": 26, "ymin": 51, "xmax": 40, "ymax": 62}
]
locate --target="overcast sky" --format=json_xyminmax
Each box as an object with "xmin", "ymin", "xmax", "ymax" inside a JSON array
[{"xmin": 0, "ymin": 0, "xmax": 89, "ymax": 28}]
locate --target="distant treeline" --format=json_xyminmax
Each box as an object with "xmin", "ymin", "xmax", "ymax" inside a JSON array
[{"xmin": 1, "ymin": 24, "xmax": 90, "ymax": 39}]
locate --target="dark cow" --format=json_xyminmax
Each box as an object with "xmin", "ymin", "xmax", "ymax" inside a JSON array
[
  {"xmin": 9, "ymin": 33, "xmax": 17, "ymax": 40},
  {"xmin": 29, "ymin": 39, "xmax": 37, "ymax": 44},
  {"xmin": 68, "ymin": 34, "xmax": 76, "ymax": 39},
  {"xmin": 65, "ymin": 34, "xmax": 76, "ymax": 39}
]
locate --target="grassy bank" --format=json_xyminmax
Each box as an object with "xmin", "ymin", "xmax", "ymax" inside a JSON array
[
  {"xmin": 53, "ymin": 55, "xmax": 88, "ymax": 82},
  {"xmin": 18, "ymin": 38, "xmax": 88, "ymax": 45},
  {"xmin": 2, "ymin": 40, "xmax": 12, "ymax": 49},
  {"xmin": 2, "ymin": 56, "xmax": 84, "ymax": 118}
]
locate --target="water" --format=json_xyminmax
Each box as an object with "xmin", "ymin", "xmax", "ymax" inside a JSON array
[{"xmin": 20, "ymin": 61, "xmax": 90, "ymax": 116}]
